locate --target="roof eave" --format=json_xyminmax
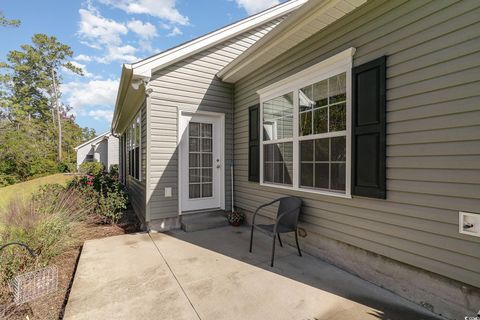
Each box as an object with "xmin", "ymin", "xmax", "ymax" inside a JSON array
[
  {"xmin": 74, "ymin": 131, "xmax": 111, "ymax": 150},
  {"xmin": 129, "ymin": 0, "xmax": 308, "ymax": 77},
  {"xmin": 218, "ymin": 0, "xmax": 367, "ymax": 83}
]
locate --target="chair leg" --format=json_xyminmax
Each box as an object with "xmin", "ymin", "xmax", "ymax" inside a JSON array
[
  {"xmin": 249, "ymin": 225, "xmax": 254, "ymax": 253},
  {"xmin": 295, "ymin": 230, "xmax": 302, "ymax": 257},
  {"xmin": 271, "ymin": 234, "xmax": 276, "ymax": 267},
  {"xmin": 277, "ymin": 233, "xmax": 283, "ymax": 247}
]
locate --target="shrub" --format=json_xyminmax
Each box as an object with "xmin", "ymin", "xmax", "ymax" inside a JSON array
[
  {"xmin": 0, "ymin": 175, "xmax": 18, "ymax": 187},
  {"xmin": 109, "ymin": 164, "xmax": 119, "ymax": 178},
  {"xmin": 78, "ymin": 162, "xmax": 104, "ymax": 175},
  {"xmin": 98, "ymin": 191, "xmax": 127, "ymax": 224},
  {"xmin": 67, "ymin": 170, "xmax": 128, "ymax": 224},
  {"xmin": 57, "ymin": 161, "xmax": 76, "ymax": 173},
  {"xmin": 0, "ymin": 187, "xmax": 93, "ymax": 282},
  {"xmin": 29, "ymin": 159, "xmax": 58, "ymax": 178}
]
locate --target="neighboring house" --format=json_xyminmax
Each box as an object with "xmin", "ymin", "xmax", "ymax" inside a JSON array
[
  {"xmin": 74, "ymin": 131, "xmax": 119, "ymax": 171},
  {"xmin": 111, "ymin": 0, "xmax": 480, "ymax": 318}
]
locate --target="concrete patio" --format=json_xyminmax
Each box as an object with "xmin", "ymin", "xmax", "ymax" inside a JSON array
[{"xmin": 64, "ymin": 226, "xmax": 444, "ymax": 320}]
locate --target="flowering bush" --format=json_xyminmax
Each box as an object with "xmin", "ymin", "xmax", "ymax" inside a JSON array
[
  {"xmin": 78, "ymin": 161, "xmax": 104, "ymax": 175},
  {"xmin": 68, "ymin": 170, "xmax": 128, "ymax": 224}
]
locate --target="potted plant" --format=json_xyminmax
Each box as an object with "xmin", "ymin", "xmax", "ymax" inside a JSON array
[{"xmin": 227, "ymin": 211, "xmax": 245, "ymax": 226}]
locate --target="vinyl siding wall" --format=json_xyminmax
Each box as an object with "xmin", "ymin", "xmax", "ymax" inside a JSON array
[
  {"xmin": 147, "ymin": 18, "xmax": 285, "ymax": 220},
  {"xmin": 124, "ymin": 103, "xmax": 147, "ymax": 222},
  {"xmin": 107, "ymin": 135, "xmax": 119, "ymax": 171},
  {"xmin": 233, "ymin": 0, "xmax": 480, "ymax": 287}
]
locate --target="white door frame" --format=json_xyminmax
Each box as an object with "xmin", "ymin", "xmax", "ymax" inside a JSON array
[{"xmin": 178, "ymin": 109, "xmax": 225, "ymax": 214}]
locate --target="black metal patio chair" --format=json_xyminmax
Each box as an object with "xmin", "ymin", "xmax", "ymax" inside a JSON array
[{"xmin": 249, "ymin": 197, "xmax": 303, "ymax": 267}]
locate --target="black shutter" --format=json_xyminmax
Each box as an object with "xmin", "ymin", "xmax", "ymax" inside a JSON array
[
  {"xmin": 135, "ymin": 147, "xmax": 140, "ymax": 179},
  {"xmin": 351, "ymin": 56, "xmax": 387, "ymax": 199},
  {"xmin": 248, "ymin": 104, "xmax": 260, "ymax": 182}
]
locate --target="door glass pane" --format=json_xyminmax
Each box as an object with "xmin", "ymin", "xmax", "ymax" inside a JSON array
[
  {"xmin": 202, "ymin": 168, "xmax": 212, "ymax": 182},
  {"xmin": 189, "ymin": 122, "xmax": 214, "ymax": 199},
  {"xmin": 202, "ymin": 154, "xmax": 212, "ymax": 167},
  {"xmin": 189, "ymin": 153, "xmax": 200, "ymax": 167},
  {"xmin": 189, "ymin": 184, "xmax": 200, "ymax": 199},
  {"xmin": 189, "ymin": 169, "xmax": 200, "ymax": 183},
  {"xmin": 201, "ymin": 138, "xmax": 212, "ymax": 152},
  {"xmin": 190, "ymin": 123, "xmax": 200, "ymax": 137},
  {"xmin": 202, "ymin": 183, "xmax": 212, "ymax": 197},
  {"xmin": 189, "ymin": 138, "xmax": 200, "ymax": 152},
  {"xmin": 201, "ymin": 123, "xmax": 212, "ymax": 137}
]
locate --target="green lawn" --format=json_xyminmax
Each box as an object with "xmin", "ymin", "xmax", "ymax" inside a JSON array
[{"xmin": 0, "ymin": 173, "xmax": 73, "ymax": 209}]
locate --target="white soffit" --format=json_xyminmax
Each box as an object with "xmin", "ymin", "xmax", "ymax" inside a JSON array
[{"xmin": 218, "ymin": 0, "xmax": 367, "ymax": 83}]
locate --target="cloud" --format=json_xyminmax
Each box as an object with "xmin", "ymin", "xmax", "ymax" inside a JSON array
[
  {"xmin": 78, "ymin": 7, "xmax": 128, "ymax": 47},
  {"xmin": 98, "ymin": 44, "xmax": 138, "ymax": 64},
  {"xmin": 88, "ymin": 109, "xmax": 114, "ymax": 122},
  {"xmin": 62, "ymin": 79, "xmax": 119, "ymax": 117},
  {"xmin": 99, "ymin": 0, "xmax": 189, "ymax": 25},
  {"xmin": 74, "ymin": 54, "xmax": 93, "ymax": 62},
  {"xmin": 234, "ymin": 0, "xmax": 280, "ymax": 15},
  {"xmin": 127, "ymin": 19, "xmax": 158, "ymax": 39},
  {"xmin": 77, "ymin": 6, "xmax": 138, "ymax": 63},
  {"xmin": 167, "ymin": 26, "xmax": 182, "ymax": 37}
]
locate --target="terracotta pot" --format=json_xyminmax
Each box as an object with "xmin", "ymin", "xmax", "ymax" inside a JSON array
[{"xmin": 229, "ymin": 220, "xmax": 241, "ymax": 226}]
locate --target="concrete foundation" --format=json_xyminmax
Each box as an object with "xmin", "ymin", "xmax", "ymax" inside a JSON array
[
  {"xmin": 148, "ymin": 216, "xmax": 181, "ymax": 232},
  {"xmin": 243, "ymin": 210, "xmax": 480, "ymax": 320}
]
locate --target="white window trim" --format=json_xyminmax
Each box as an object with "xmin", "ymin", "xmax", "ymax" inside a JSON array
[
  {"xmin": 127, "ymin": 110, "xmax": 142, "ymax": 182},
  {"xmin": 258, "ymin": 47, "xmax": 355, "ymax": 199}
]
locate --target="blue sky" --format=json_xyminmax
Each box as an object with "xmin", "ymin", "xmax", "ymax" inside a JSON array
[{"xmin": 1, "ymin": 0, "xmax": 283, "ymax": 134}]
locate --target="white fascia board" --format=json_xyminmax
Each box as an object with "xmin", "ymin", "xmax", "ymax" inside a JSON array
[
  {"xmin": 74, "ymin": 131, "xmax": 111, "ymax": 150},
  {"xmin": 130, "ymin": 0, "xmax": 308, "ymax": 78},
  {"xmin": 219, "ymin": 0, "xmax": 365, "ymax": 83},
  {"xmin": 111, "ymin": 65, "xmax": 133, "ymax": 133}
]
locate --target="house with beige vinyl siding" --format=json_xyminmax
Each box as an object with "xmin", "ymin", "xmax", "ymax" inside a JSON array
[{"xmin": 111, "ymin": 0, "xmax": 480, "ymax": 318}]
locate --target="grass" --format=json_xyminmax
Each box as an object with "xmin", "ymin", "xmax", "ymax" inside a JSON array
[{"xmin": 0, "ymin": 174, "xmax": 73, "ymax": 210}]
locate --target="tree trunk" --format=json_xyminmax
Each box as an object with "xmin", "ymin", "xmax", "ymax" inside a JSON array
[{"xmin": 51, "ymin": 69, "xmax": 62, "ymax": 162}]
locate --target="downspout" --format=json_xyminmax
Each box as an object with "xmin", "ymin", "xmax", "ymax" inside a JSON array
[{"xmin": 145, "ymin": 84, "xmax": 153, "ymax": 225}]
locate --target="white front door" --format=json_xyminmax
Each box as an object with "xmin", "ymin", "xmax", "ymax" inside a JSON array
[{"xmin": 179, "ymin": 112, "xmax": 224, "ymax": 212}]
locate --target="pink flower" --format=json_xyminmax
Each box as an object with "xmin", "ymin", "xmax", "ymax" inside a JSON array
[{"xmin": 86, "ymin": 181, "xmax": 93, "ymax": 186}]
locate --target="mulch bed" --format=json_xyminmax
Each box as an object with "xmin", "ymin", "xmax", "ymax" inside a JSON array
[{"xmin": 0, "ymin": 208, "xmax": 141, "ymax": 319}]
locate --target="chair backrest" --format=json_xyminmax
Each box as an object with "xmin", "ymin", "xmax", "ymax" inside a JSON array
[{"xmin": 276, "ymin": 197, "xmax": 302, "ymax": 230}]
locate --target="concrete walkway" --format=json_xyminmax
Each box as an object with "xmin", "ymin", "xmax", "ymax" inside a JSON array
[{"xmin": 64, "ymin": 226, "xmax": 444, "ymax": 320}]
